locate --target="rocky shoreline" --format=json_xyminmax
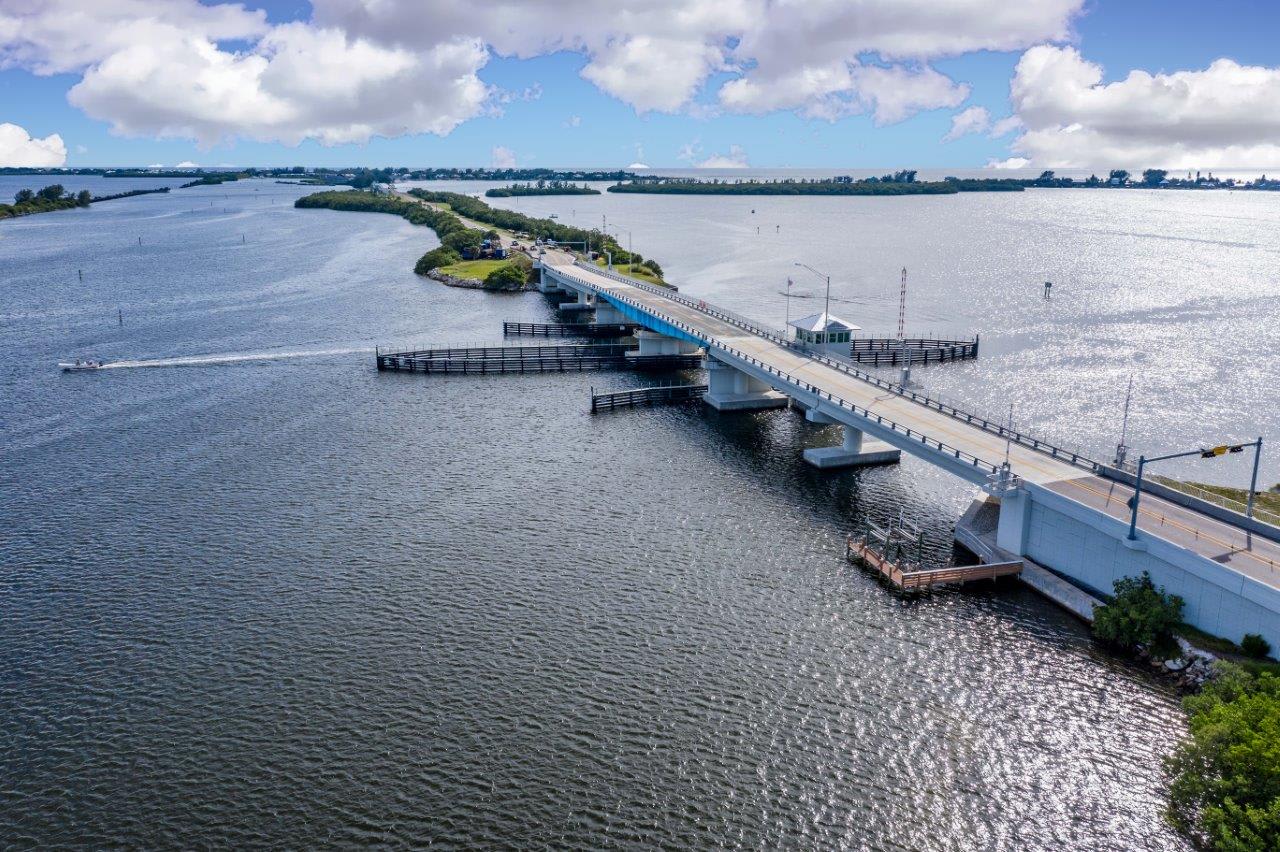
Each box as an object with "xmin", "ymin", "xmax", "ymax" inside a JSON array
[{"xmin": 425, "ymin": 268, "xmax": 536, "ymax": 292}]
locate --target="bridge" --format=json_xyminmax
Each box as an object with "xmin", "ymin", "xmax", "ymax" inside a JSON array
[{"xmin": 536, "ymin": 250, "xmax": 1280, "ymax": 650}]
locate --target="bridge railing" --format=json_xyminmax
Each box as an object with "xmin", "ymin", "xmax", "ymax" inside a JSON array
[
  {"xmin": 571, "ymin": 260, "xmax": 1108, "ymax": 474},
  {"xmin": 558, "ymin": 263, "xmax": 1001, "ymax": 475}
]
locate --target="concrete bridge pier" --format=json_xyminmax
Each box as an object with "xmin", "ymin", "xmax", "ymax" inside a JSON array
[
  {"xmin": 994, "ymin": 485, "xmax": 1032, "ymax": 555},
  {"xmin": 703, "ymin": 356, "xmax": 789, "ymax": 411},
  {"xmin": 801, "ymin": 406, "xmax": 901, "ymax": 468},
  {"xmin": 634, "ymin": 330, "xmax": 700, "ymax": 356},
  {"xmin": 595, "ymin": 300, "xmax": 627, "ymax": 324},
  {"xmin": 560, "ymin": 286, "xmax": 595, "ymax": 312}
]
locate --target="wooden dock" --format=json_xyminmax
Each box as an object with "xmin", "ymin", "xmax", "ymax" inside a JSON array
[
  {"xmin": 846, "ymin": 517, "xmax": 1021, "ymax": 592},
  {"xmin": 504, "ymin": 321, "xmax": 639, "ymax": 338},
  {"xmin": 848, "ymin": 336, "xmax": 979, "ymax": 366},
  {"xmin": 591, "ymin": 383, "xmax": 708, "ymax": 413}
]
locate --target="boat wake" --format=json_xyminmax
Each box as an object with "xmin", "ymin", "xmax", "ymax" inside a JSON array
[{"xmin": 96, "ymin": 347, "xmax": 374, "ymax": 370}]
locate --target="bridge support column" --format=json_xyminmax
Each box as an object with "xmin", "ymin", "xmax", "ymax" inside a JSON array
[
  {"xmin": 703, "ymin": 357, "xmax": 788, "ymax": 411},
  {"xmin": 537, "ymin": 271, "xmax": 562, "ymax": 294},
  {"xmin": 595, "ymin": 300, "xmax": 626, "ymax": 324},
  {"xmin": 559, "ymin": 286, "xmax": 594, "ymax": 312},
  {"xmin": 635, "ymin": 330, "xmax": 700, "ymax": 356},
  {"xmin": 995, "ymin": 487, "xmax": 1032, "ymax": 555},
  {"xmin": 801, "ymin": 408, "xmax": 901, "ymax": 469}
]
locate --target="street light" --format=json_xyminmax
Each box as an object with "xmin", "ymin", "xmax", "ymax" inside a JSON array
[
  {"xmin": 606, "ymin": 224, "xmax": 633, "ymax": 273},
  {"xmin": 1127, "ymin": 437, "xmax": 1264, "ymax": 540},
  {"xmin": 794, "ymin": 261, "xmax": 832, "ymax": 344}
]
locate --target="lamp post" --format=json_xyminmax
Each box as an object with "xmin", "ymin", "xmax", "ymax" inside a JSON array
[
  {"xmin": 607, "ymin": 224, "xmax": 633, "ymax": 273},
  {"xmin": 794, "ymin": 261, "xmax": 832, "ymax": 345}
]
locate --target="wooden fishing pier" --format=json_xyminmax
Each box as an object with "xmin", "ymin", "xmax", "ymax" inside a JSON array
[
  {"xmin": 591, "ymin": 383, "xmax": 709, "ymax": 413},
  {"xmin": 847, "ymin": 516, "xmax": 1021, "ymax": 592},
  {"xmin": 375, "ymin": 342, "xmax": 701, "ymax": 374},
  {"xmin": 503, "ymin": 321, "xmax": 640, "ymax": 338},
  {"xmin": 848, "ymin": 335, "xmax": 979, "ymax": 366}
]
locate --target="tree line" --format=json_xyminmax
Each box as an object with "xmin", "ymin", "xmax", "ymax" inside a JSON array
[{"xmin": 485, "ymin": 181, "xmax": 600, "ymax": 197}]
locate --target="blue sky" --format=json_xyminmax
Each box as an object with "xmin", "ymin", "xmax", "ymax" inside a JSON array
[{"xmin": 2, "ymin": 0, "xmax": 1279, "ymax": 169}]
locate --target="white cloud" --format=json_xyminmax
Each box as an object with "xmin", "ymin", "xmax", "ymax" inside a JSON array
[
  {"xmin": 176, "ymin": 160, "xmax": 197, "ymax": 167},
  {"xmin": 943, "ymin": 105, "xmax": 989, "ymax": 141},
  {"xmin": 1005, "ymin": 45, "xmax": 1280, "ymax": 168},
  {"xmin": 0, "ymin": 0, "xmax": 1088, "ymax": 147},
  {"xmin": 490, "ymin": 145, "xmax": 516, "ymax": 168},
  {"xmin": 990, "ymin": 115, "xmax": 1022, "ymax": 137},
  {"xmin": 564, "ymin": 114, "xmax": 581, "ymax": 127},
  {"xmin": 0, "ymin": 122, "xmax": 66, "ymax": 166},
  {"xmin": 985, "ymin": 156, "xmax": 1029, "ymax": 169},
  {"xmin": 627, "ymin": 161, "xmax": 649, "ymax": 169},
  {"xmin": 697, "ymin": 144, "xmax": 748, "ymax": 168}
]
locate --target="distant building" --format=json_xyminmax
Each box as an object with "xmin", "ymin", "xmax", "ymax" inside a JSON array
[{"xmin": 788, "ymin": 312, "xmax": 860, "ymax": 354}]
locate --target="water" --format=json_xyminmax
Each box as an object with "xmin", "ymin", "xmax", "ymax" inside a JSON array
[{"xmin": 0, "ymin": 178, "xmax": 1222, "ymax": 848}]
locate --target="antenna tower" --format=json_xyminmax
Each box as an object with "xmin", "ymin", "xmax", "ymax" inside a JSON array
[{"xmin": 897, "ymin": 267, "xmax": 907, "ymax": 341}]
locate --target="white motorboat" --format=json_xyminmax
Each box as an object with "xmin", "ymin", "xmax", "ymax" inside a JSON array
[{"xmin": 59, "ymin": 359, "xmax": 104, "ymax": 372}]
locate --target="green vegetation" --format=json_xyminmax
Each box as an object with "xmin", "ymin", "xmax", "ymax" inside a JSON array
[
  {"xmin": 406, "ymin": 188, "xmax": 654, "ymax": 276},
  {"xmin": 594, "ymin": 258, "xmax": 663, "ymax": 285},
  {"xmin": 416, "ymin": 246, "xmax": 462, "ymax": 274},
  {"xmin": 483, "ymin": 263, "xmax": 529, "ymax": 290},
  {"xmin": 1092, "ymin": 571, "xmax": 1185, "ymax": 659},
  {"xmin": 0, "ymin": 183, "xmax": 89, "ymax": 219},
  {"xmin": 91, "ymin": 187, "xmax": 171, "ymax": 202},
  {"xmin": 294, "ymin": 189, "xmax": 535, "ymax": 290},
  {"xmin": 180, "ymin": 174, "xmax": 241, "ymax": 188},
  {"xmin": 436, "ymin": 259, "xmax": 507, "ymax": 279},
  {"xmin": 1167, "ymin": 662, "xmax": 1280, "ymax": 850},
  {"xmin": 486, "ymin": 180, "xmax": 600, "ymax": 197},
  {"xmin": 1243, "ymin": 634, "xmax": 1273, "ymax": 660},
  {"xmin": 294, "ymin": 190, "xmax": 471, "ymax": 278}
]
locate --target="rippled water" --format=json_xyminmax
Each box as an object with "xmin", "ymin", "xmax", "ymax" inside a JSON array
[{"xmin": 0, "ymin": 178, "xmax": 1217, "ymax": 848}]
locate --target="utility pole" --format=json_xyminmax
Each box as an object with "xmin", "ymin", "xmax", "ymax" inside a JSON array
[
  {"xmin": 1115, "ymin": 374, "xmax": 1134, "ymax": 468},
  {"xmin": 897, "ymin": 267, "xmax": 911, "ymax": 386}
]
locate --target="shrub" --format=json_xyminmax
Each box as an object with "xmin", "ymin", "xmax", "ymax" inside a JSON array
[
  {"xmin": 1167, "ymin": 663, "xmax": 1280, "ymax": 849},
  {"xmin": 484, "ymin": 263, "xmax": 527, "ymax": 290},
  {"xmin": 1092, "ymin": 571, "xmax": 1184, "ymax": 658},
  {"xmin": 441, "ymin": 228, "xmax": 486, "ymax": 254},
  {"xmin": 1242, "ymin": 633, "xmax": 1273, "ymax": 659},
  {"xmin": 641, "ymin": 258, "xmax": 663, "ymax": 278},
  {"xmin": 414, "ymin": 246, "xmax": 460, "ymax": 275}
]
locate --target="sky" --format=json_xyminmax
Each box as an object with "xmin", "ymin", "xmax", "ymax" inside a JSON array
[{"xmin": 2, "ymin": 0, "xmax": 1280, "ymax": 170}]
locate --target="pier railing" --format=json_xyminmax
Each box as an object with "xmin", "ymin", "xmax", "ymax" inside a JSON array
[
  {"xmin": 591, "ymin": 383, "xmax": 708, "ymax": 413},
  {"xmin": 572, "ymin": 260, "xmax": 1104, "ymax": 474}
]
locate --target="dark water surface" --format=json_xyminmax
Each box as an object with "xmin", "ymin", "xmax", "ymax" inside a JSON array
[{"xmin": 3, "ymin": 180, "xmax": 1195, "ymax": 848}]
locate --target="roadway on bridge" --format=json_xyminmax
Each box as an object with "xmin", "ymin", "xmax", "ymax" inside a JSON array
[{"xmin": 547, "ymin": 255, "xmax": 1280, "ymax": 590}]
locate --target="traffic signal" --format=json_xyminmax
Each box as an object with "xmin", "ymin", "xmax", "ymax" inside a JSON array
[{"xmin": 1200, "ymin": 444, "xmax": 1247, "ymax": 458}]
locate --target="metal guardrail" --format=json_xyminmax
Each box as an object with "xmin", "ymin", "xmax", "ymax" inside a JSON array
[
  {"xmin": 1151, "ymin": 476, "xmax": 1280, "ymax": 528},
  {"xmin": 556, "ymin": 263, "xmax": 1001, "ymax": 474},
  {"xmin": 572, "ymin": 260, "xmax": 1103, "ymax": 473}
]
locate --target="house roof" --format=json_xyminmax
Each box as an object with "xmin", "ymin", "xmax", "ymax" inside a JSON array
[{"xmin": 788, "ymin": 312, "xmax": 860, "ymax": 333}]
